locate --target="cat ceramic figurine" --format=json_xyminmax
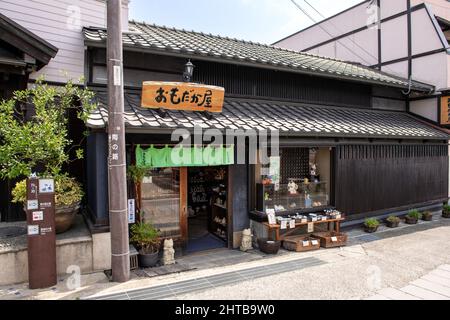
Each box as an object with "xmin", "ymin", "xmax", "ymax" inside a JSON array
[
  {"xmin": 162, "ymin": 239, "xmax": 175, "ymax": 265},
  {"xmin": 240, "ymin": 228, "xmax": 253, "ymax": 252}
]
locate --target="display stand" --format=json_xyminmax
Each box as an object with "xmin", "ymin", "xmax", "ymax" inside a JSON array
[{"xmin": 263, "ymin": 217, "xmax": 344, "ymax": 241}]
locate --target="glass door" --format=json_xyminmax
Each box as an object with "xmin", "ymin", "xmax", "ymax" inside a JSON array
[{"xmin": 140, "ymin": 167, "xmax": 188, "ymax": 242}]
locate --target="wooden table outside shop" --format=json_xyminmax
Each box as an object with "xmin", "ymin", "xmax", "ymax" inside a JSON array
[{"xmin": 263, "ymin": 217, "xmax": 345, "ymax": 241}]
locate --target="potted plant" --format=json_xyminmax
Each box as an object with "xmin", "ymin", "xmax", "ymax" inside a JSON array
[
  {"xmin": 257, "ymin": 238, "xmax": 281, "ymax": 254},
  {"xmin": 405, "ymin": 209, "xmax": 421, "ymax": 225},
  {"xmin": 386, "ymin": 215, "xmax": 401, "ymax": 228},
  {"xmin": 422, "ymin": 211, "xmax": 433, "ymax": 222},
  {"xmin": 364, "ymin": 218, "xmax": 380, "ymax": 233},
  {"xmin": 130, "ymin": 220, "xmax": 161, "ymax": 268},
  {"xmin": 0, "ymin": 79, "xmax": 96, "ymax": 232},
  {"xmin": 443, "ymin": 205, "xmax": 450, "ymax": 219},
  {"xmin": 12, "ymin": 175, "xmax": 83, "ymax": 233}
]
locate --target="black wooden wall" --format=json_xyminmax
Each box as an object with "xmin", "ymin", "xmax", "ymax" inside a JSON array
[
  {"xmin": 335, "ymin": 144, "xmax": 449, "ymax": 216},
  {"xmin": 90, "ymin": 50, "xmax": 374, "ymax": 109}
]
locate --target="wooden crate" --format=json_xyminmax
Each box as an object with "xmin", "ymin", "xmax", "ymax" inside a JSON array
[
  {"xmin": 311, "ymin": 231, "xmax": 348, "ymax": 248},
  {"xmin": 283, "ymin": 235, "xmax": 320, "ymax": 252}
]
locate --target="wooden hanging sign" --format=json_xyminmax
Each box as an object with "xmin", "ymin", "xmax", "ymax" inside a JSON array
[
  {"xmin": 440, "ymin": 96, "xmax": 450, "ymax": 126},
  {"xmin": 142, "ymin": 81, "xmax": 225, "ymax": 113}
]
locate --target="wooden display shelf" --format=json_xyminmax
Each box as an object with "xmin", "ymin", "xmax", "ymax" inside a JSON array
[
  {"xmin": 263, "ymin": 217, "xmax": 344, "ymax": 241},
  {"xmin": 213, "ymin": 203, "xmax": 227, "ymax": 210},
  {"xmin": 212, "ymin": 222, "xmax": 227, "ymax": 231}
]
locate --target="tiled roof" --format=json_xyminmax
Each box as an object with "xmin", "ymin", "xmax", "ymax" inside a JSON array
[
  {"xmin": 82, "ymin": 22, "xmax": 433, "ymax": 92},
  {"xmin": 88, "ymin": 89, "xmax": 448, "ymax": 140}
]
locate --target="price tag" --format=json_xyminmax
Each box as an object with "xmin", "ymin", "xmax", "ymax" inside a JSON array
[
  {"xmin": 280, "ymin": 220, "xmax": 287, "ymax": 230},
  {"xmin": 289, "ymin": 219, "xmax": 296, "ymax": 229},
  {"xmin": 267, "ymin": 212, "xmax": 276, "ymax": 225},
  {"xmin": 302, "ymin": 241, "xmax": 310, "ymax": 247},
  {"xmin": 311, "ymin": 240, "xmax": 319, "ymax": 246},
  {"xmin": 331, "ymin": 236, "xmax": 338, "ymax": 242},
  {"xmin": 307, "ymin": 222, "xmax": 314, "ymax": 233}
]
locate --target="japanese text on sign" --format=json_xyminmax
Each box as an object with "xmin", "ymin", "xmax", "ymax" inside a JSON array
[{"xmin": 142, "ymin": 81, "xmax": 225, "ymax": 113}]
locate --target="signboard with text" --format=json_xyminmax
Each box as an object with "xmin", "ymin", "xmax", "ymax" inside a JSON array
[
  {"xmin": 142, "ymin": 81, "xmax": 225, "ymax": 113},
  {"xmin": 26, "ymin": 177, "xmax": 57, "ymax": 289},
  {"xmin": 440, "ymin": 96, "xmax": 450, "ymax": 126}
]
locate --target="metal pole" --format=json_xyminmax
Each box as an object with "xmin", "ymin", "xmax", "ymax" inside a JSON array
[{"xmin": 107, "ymin": 0, "xmax": 129, "ymax": 282}]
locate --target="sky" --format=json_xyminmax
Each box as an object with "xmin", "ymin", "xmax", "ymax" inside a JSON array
[{"xmin": 129, "ymin": 0, "xmax": 362, "ymax": 45}]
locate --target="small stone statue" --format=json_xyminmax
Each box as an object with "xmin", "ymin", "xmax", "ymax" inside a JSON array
[
  {"xmin": 240, "ymin": 228, "xmax": 253, "ymax": 252},
  {"xmin": 162, "ymin": 239, "xmax": 175, "ymax": 265}
]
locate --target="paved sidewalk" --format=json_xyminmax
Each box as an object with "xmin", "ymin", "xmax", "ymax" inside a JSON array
[
  {"xmin": 1, "ymin": 214, "xmax": 449, "ymax": 300},
  {"xmin": 366, "ymin": 265, "xmax": 450, "ymax": 300},
  {"xmin": 89, "ymin": 257, "xmax": 325, "ymax": 300}
]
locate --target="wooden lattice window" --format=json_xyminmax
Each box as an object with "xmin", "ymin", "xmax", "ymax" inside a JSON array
[{"xmin": 440, "ymin": 96, "xmax": 450, "ymax": 125}]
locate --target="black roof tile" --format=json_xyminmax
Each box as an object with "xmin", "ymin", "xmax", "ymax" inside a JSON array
[
  {"xmin": 88, "ymin": 90, "xmax": 448, "ymax": 140},
  {"xmin": 83, "ymin": 22, "xmax": 434, "ymax": 92}
]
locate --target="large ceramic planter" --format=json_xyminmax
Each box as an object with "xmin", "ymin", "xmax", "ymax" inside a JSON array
[
  {"xmin": 364, "ymin": 225, "xmax": 379, "ymax": 233},
  {"xmin": 422, "ymin": 213, "xmax": 433, "ymax": 222},
  {"xmin": 138, "ymin": 251, "xmax": 159, "ymax": 268},
  {"xmin": 443, "ymin": 210, "xmax": 450, "ymax": 219},
  {"xmin": 257, "ymin": 238, "xmax": 281, "ymax": 254},
  {"xmin": 23, "ymin": 201, "xmax": 80, "ymax": 234},
  {"xmin": 386, "ymin": 220, "xmax": 400, "ymax": 228},
  {"xmin": 405, "ymin": 216, "xmax": 418, "ymax": 225},
  {"xmin": 55, "ymin": 202, "xmax": 81, "ymax": 234}
]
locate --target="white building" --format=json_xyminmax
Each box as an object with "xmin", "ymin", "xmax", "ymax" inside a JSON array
[
  {"xmin": 0, "ymin": 0, "xmax": 129, "ymax": 84},
  {"xmin": 274, "ymin": 0, "xmax": 450, "ymax": 125}
]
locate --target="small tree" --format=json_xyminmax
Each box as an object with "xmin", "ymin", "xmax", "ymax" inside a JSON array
[{"xmin": 0, "ymin": 78, "xmax": 96, "ymax": 179}]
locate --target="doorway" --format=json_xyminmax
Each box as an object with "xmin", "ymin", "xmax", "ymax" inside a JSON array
[{"xmin": 186, "ymin": 166, "xmax": 228, "ymax": 253}]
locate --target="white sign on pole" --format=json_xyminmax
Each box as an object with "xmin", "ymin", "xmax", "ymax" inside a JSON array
[{"xmin": 128, "ymin": 199, "xmax": 136, "ymax": 224}]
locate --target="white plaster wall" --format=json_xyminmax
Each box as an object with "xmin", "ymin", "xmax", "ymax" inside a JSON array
[
  {"xmin": 380, "ymin": 0, "xmax": 407, "ymax": 19},
  {"xmin": 274, "ymin": 1, "xmax": 371, "ymax": 51},
  {"xmin": 448, "ymin": 54, "xmax": 450, "ymax": 88},
  {"xmin": 412, "ymin": 52, "xmax": 449, "ymax": 89},
  {"xmin": 411, "ymin": 8, "xmax": 445, "ymax": 55},
  {"xmin": 410, "ymin": 98, "xmax": 439, "ymax": 122},
  {"xmin": 0, "ymin": 0, "xmax": 129, "ymax": 84},
  {"xmin": 412, "ymin": 0, "xmax": 450, "ymax": 21},
  {"xmin": 381, "ymin": 15, "xmax": 409, "ymax": 62},
  {"xmin": 381, "ymin": 60, "xmax": 409, "ymax": 79}
]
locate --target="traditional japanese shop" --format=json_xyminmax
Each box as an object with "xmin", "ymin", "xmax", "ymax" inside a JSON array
[{"xmin": 83, "ymin": 22, "xmax": 449, "ymax": 253}]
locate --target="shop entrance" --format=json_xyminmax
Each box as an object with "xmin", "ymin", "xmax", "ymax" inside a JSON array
[{"xmin": 186, "ymin": 166, "xmax": 228, "ymax": 253}]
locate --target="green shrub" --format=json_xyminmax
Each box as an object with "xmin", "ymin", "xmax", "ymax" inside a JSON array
[
  {"xmin": 407, "ymin": 209, "xmax": 422, "ymax": 219},
  {"xmin": 422, "ymin": 211, "xmax": 432, "ymax": 218},
  {"xmin": 443, "ymin": 204, "xmax": 450, "ymax": 212},
  {"xmin": 386, "ymin": 216, "xmax": 400, "ymax": 223},
  {"xmin": 130, "ymin": 221, "xmax": 161, "ymax": 254},
  {"xmin": 127, "ymin": 165, "xmax": 148, "ymax": 183},
  {"xmin": 12, "ymin": 175, "xmax": 83, "ymax": 207},
  {"xmin": 0, "ymin": 78, "xmax": 96, "ymax": 179},
  {"xmin": 364, "ymin": 218, "xmax": 380, "ymax": 228}
]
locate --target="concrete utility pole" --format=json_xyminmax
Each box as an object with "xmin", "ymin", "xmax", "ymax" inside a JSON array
[{"xmin": 107, "ymin": 0, "xmax": 129, "ymax": 282}]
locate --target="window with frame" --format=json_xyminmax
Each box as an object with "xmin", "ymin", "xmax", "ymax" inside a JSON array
[{"xmin": 253, "ymin": 147, "xmax": 332, "ymax": 214}]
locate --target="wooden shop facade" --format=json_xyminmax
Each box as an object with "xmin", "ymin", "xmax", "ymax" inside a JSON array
[{"xmin": 82, "ymin": 22, "xmax": 449, "ymax": 252}]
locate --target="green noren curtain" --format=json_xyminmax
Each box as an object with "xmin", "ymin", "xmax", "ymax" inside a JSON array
[{"xmin": 135, "ymin": 145, "xmax": 235, "ymax": 168}]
